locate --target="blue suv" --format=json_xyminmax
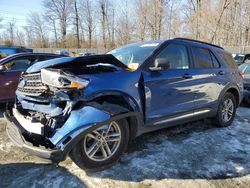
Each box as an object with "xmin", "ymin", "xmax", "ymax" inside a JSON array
[
  {"xmin": 0, "ymin": 45, "xmax": 33, "ymax": 59},
  {"xmin": 4, "ymin": 38, "xmax": 243, "ymax": 171}
]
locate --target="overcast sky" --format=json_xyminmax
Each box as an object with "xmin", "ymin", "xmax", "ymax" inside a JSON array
[{"xmin": 0, "ymin": 0, "xmax": 43, "ymax": 29}]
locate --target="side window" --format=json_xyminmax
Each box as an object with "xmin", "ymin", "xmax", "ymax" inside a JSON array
[
  {"xmin": 217, "ymin": 51, "xmax": 237, "ymax": 68},
  {"xmin": 191, "ymin": 47, "xmax": 213, "ymax": 69},
  {"xmin": 210, "ymin": 52, "xmax": 220, "ymax": 68},
  {"xmin": 4, "ymin": 56, "xmax": 37, "ymax": 71},
  {"xmin": 154, "ymin": 44, "xmax": 189, "ymax": 70}
]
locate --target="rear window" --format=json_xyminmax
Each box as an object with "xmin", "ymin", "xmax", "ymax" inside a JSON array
[
  {"xmin": 217, "ymin": 51, "xmax": 237, "ymax": 68},
  {"xmin": 239, "ymin": 64, "xmax": 250, "ymax": 74}
]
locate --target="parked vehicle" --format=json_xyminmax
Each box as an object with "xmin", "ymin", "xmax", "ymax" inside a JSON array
[
  {"xmin": 55, "ymin": 50, "xmax": 70, "ymax": 56},
  {"xmin": 79, "ymin": 52, "xmax": 96, "ymax": 56},
  {"xmin": 0, "ymin": 53, "xmax": 66, "ymax": 102},
  {"xmin": 4, "ymin": 38, "xmax": 243, "ymax": 171},
  {"xmin": 234, "ymin": 53, "xmax": 250, "ymax": 65},
  {"xmin": 0, "ymin": 45, "xmax": 33, "ymax": 59},
  {"xmin": 239, "ymin": 62, "xmax": 250, "ymax": 103}
]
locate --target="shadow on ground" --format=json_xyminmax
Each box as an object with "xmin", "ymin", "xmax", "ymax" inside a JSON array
[
  {"xmin": 0, "ymin": 163, "xmax": 85, "ymax": 188},
  {"xmin": 0, "ymin": 104, "xmax": 5, "ymax": 118},
  {"xmin": 0, "ymin": 107, "xmax": 250, "ymax": 185},
  {"xmin": 86, "ymin": 116, "xmax": 250, "ymax": 182}
]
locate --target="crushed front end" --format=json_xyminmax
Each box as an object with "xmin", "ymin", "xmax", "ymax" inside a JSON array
[{"xmin": 4, "ymin": 69, "xmax": 111, "ymax": 163}]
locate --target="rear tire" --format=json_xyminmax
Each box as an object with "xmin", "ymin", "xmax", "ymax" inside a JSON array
[
  {"xmin": 70, "ymin": 119, "xmax": 129, "ymax": 171},
  {"xmin": 213, "ymin": 92, "xmax": 236, "ymax": 127}
]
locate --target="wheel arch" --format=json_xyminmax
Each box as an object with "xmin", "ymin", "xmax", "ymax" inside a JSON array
[
  {"xmin": 87, "ymin": 93, "xmax": 144, "ymax": 141},
  {"xmin": 56, "ymin": 93, "xmax": 144, "ymax": 159},
  {"xmin": 60, "ymin": 111, "xmax": 143, "ymax": 161},
  {"xmin": 226, "ymin": 87, "xmax": 240, "ymax": 106},
  {"xmin": 85, "ymin": 91, "xmax": 142, "ymax": 113}
]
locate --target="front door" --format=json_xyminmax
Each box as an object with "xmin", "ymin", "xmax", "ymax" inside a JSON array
[{"xmin": 143, "ymin": 43, "xmax": 196, "ymax": 126}]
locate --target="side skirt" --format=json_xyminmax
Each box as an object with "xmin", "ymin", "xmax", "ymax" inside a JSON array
[{"xmin": 136, "ymin": 108, "xmax": 216, "ymax": 136}]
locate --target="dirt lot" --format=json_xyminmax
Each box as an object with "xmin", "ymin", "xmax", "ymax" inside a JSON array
[{"xmin": 0, "ymin": 107, "xmax": 250, "ymax": 188}]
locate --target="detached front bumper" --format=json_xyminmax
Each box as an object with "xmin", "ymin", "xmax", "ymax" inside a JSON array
[
  {"xmin": 4, "ymin": 111, "xmax": 64, "ymax": 163},
  {"xmin": 4, "ymin": 105, "xmax": 112, "ymax": 163}
]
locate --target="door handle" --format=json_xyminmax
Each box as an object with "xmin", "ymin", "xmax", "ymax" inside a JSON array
[
  {"xmin": 182, "ymin": 73, "xmax": 192, "ymax": 79},
  {"xmin": 218, "ymin": 70, "xmax": 225, "ymax": 75}
]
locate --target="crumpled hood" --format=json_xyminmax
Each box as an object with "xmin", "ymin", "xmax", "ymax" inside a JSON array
[{"xmin": 26, "ymin": 54, "xmax": 128, "ymax": 73}]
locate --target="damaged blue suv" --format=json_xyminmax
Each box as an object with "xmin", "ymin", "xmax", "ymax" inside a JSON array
[{"xmin": 4, "ymin": 38, "xmax": 243, "ymax": 171}]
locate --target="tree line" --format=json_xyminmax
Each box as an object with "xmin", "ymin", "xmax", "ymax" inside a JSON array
[{"xmin": 0, "ymin": 0, "xmax": 250, "ymax": 50}]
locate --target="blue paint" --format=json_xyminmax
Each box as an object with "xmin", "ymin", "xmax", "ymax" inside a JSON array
[{"xmin": 49, "ymin": 106, "xmax": 110, "ymax": 145}]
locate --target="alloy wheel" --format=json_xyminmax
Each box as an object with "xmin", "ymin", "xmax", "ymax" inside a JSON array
[
  {"xmin": 221, "ymin": 98, "xmax": 234, "ymax": 122},
  {"xmin": 83, "ymin": 122, "xmax": 121, "ymax": 161}
]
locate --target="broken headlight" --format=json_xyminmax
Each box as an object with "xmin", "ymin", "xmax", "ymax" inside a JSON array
[{"xmin": 41, "ymin": 68, "xmax": 89, "ymax": 89}]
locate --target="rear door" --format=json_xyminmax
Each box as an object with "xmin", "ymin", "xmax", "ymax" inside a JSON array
[
  {"xmin": 0, "ymin": 55, "xmax": 38, "ymax": 101},
  {"xmin": 143, "ymin": 43, "xmax": 196, "ymax": 126},
  {"xmin": 189, "ymin": 47, "xmax": 224, "ymax": 111}
]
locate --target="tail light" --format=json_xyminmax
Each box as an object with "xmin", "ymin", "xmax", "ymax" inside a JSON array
[{"xmin": 239, "ymin": 71, "xmax": 244, "ymax": 78}]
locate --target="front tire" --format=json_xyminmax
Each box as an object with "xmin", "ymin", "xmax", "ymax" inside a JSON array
[
  {"xmin": 70, "ymin": 119, "xmax": 129, "ymax": 171},
  {"xmin": 213, "ymin": 92, "xmax": 236, "ymax": 127}
]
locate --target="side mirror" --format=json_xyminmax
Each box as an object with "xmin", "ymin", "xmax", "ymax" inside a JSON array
[
  {"xmin": 149, "ymin": 58, "xmax": 170, "ymax": 72},
  {"xmin": 0, "ymin": 65, "xmax": 6, "ymax": 72},
  {"xmin": 149, "ymin": 66, "xmax": 163, "ymax": 71}
]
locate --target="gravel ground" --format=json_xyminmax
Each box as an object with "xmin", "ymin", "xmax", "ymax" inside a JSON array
[{"xmin": 0, "ymin": 107, "xmax": 250, "ymax": 188}]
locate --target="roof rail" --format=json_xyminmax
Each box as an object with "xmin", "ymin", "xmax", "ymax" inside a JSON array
[{"xmin": 174, "ymin": 38, "xmax": 224, "ymax": 49}]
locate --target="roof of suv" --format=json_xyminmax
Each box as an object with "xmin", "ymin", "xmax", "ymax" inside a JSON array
[
  {"xmin": 129, "ymin": 38, "xmax": 224, "ymax": 51},
  {"xmin": 173, "ymin": 38, "xmax": 223, "ymax": 49}
]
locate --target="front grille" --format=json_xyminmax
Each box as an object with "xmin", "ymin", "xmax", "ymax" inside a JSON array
[{"xmin": 17, "ymin": 73, "xmax": 48, "ymax": 96}]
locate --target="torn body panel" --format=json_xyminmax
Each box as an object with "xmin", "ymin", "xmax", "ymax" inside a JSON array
[
  {"xmin": 49, "ymin": 106, "xmax": 111, "ymax": 146},
  {"xmin": 5, "ymin": 64, "xmax": 144, "ymax": 163}
]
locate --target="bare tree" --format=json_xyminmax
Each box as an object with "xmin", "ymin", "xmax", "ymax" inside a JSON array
[
  {"xmin": 1, "ymin": 0, "xmax": 250, "ymax": 49},
  {"xmin": 135, "ymin": 0, "xmax": 149, "ymax": 40},
  {"xmin": 26, "ymin": 12, "xmax": 48, "ymax": 47},
  {"xmin": 80, "ymin": 0, "xmax": 96, "ymax": 48},
  {"xmin": 15, "ymin": 29, "xmax": 25, "ymax": 46},
  {"xmin": 43, "ymin": 0, "xmax": 73, "ymax": 47},
  {"xmin": 6, "ymin": 20, "xmax": 15, "ymax": 45},
  {"xmin": 47, "ymin": 15, "xmax": 59, "ymax": 47},
  {"xmin": 147, "ymin": 0, "xmax": 166, "ymax": 40},
  {"xmin": 23, "ymin": 26, "xmax": 34, "ymax": 47},
  {"xmin": 74, "ymin": 0, "xmax": 80, "ymax": 48},
  {"xmin": 210, "ymin": 0, "xmax": 230, "ymax": 43},
  {"xmin": 100, "ymin": 0, "xmax": 108, "ymax": 48}
]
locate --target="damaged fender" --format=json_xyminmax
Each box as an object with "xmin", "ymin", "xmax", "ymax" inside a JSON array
[
  {"xmin": 50, "ymin": 102, "xmax": 141, "ymax": 153},
  {"xmin": 49, "ymin": 106, "xmax": 111, "ymax": 148}
]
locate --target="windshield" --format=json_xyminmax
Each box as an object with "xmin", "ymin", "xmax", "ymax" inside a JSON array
[{"xmin": 108, "ymin": 42, "xmax": 161, "ymax": 70}]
